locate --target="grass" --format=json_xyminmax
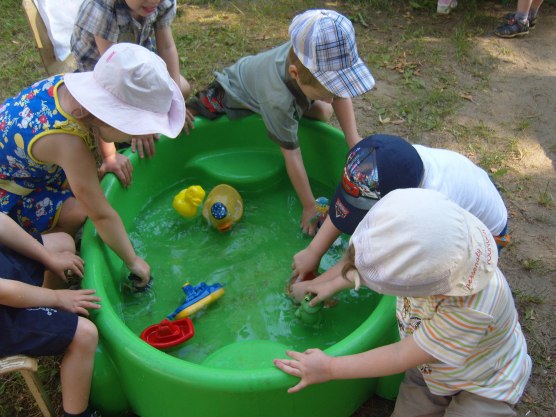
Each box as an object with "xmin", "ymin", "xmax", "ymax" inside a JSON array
[{"xmin": 1, "ymin": 0, "xmax": 555, "ymax": 416}]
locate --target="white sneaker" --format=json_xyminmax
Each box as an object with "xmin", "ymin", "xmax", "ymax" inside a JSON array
[{"xmin": 437, "ymin": 0, "xmax": 458, "ymax": 14}]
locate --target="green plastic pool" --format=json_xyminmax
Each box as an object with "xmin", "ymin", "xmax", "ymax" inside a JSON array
[{"xmin": 81, "ymin": 115, "xmax": 402, "ymax": 417}]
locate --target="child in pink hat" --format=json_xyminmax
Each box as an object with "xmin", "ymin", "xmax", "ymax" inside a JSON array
[
  {"xmin": 275, "ymin": 188, "xmax": 531, "ymax": 417},
  {"xmin": 71, "ymin": 0, "xmax": 195, "ymax": 187},
  {"xmin": 0, "ymin": 43, "xmax": 185, "ymax": 289}
]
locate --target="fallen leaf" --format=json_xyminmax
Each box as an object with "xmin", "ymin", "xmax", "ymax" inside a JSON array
[
  {"xmin": 379, "ymin": 115, "xmax": 391, "ymax": 124},
  {"xmin": 459, "ymin": 92, "xmax": 475, "ymax": 102}
]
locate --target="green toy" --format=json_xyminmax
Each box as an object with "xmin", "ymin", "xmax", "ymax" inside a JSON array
[{"xmin": 295, "ymin": 294, "xmax": 324, "ymax": 326}]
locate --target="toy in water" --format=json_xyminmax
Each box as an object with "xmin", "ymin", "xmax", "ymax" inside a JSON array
[
  {"xmin": 128, "ymin": 273, "xmax": 153, "ymax": 292},
  {"xmin": 310, "ymin": 196, "xmax": 329, "ymax": 228},
  {"xmin": 295, "ymin": 293, "xmax": 324, "ymax": 326},
  {"xmin": 173, "ymin": 185, "xmax": 206, "ymax": 217},
  {"xmin": 140, "ymin": 318, "xmax": 194, "ymax": 350},
  {"xmin": 167, "ymin": 282, "xmax": 225, "ymax": 320},
  {"xmin": 202, "ymin": 184, "xmax": 243, "ymax": 232}
]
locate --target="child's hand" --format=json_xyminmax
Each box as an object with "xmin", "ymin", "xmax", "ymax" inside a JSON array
[
  {"xmin": 131, "ymin": 134, "xmax": 159, "ymax": 159},
  {"xmin": 44, "ymin": 251, "xmax": 84, "ymax": 283},
  {"xmin": 182, "ymin": 109, "xmax": 195, "ymax": 135},
  {"xmin": 301, "ymin": 206, "xmax": 318, "ymax": 236},
  {"xmin": 55, "ymin": 289, "xmax": 101, "ymax": 316},
  {"xmin": 291, "ymin": 248, "xmax": 320, "ymax": 283},
  {"xmin": 289, "ymin": 280, "xmax": 312, "ymax": 303},
  {"xmin": 274, "ymin": 349, "xmax": 333, "ymax": 393},
  {"xmin": 98, "ymin": 152, "xmax": 133, "ymax": 188},
  {"xmin": 126, "ymin": 257, "xmax": 151, "ymax": 289}
]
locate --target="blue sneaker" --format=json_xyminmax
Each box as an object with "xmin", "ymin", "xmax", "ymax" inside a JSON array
[
  {"xmin": 504, "ymin": 12, "xmax": 537, "ymax": 28},
  {"xmin": 495, "ymin": 18, "xmax": 529, "ymax": 38}
]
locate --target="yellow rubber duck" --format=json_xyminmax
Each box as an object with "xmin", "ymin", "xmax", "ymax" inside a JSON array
[
  {"xmin": 202, "ymin": 184, "xmax": 243, "ymax": 232},
  {"xmin": 173, "ymin": 185, "xmax": 206, "ymax": 218}
]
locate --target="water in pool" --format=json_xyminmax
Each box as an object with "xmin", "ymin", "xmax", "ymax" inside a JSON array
[{"xmin": 119, "ymin": 176, "xmax": 379, "ymax": 365}]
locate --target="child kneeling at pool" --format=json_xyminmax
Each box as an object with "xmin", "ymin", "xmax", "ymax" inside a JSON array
[{"xmin": 275, "ymin": 188, "xmax": 531, "ymax": 417}]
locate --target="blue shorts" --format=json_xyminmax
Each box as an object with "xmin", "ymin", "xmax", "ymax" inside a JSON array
[{"xmin": 0, "ymin": 241, "xmax": 78, "ymax": 357}]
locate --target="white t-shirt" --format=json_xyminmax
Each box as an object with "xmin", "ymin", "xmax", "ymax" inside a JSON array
[{"xmin": 414, "ymin": 145, "xmax": 508, "ymax": 235}]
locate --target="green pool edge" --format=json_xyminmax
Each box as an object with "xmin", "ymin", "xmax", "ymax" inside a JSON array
[{"xmin": 81, "ymin": 115, "xmax": 402, "ymax": 417}]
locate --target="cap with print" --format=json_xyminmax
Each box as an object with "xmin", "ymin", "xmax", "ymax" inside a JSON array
[{"xmin": 331, "ymin": 134, "xmax": 424, "ymax": 234}]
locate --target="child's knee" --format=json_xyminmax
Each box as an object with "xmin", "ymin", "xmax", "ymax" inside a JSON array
[
  {"xmin": 72, "ymin": 317, "xmax": 98, "ymax": 352},
  {"xmin": 42, "ymin": 231, "xmax": 77, "ymax": 254},
  {"xmin": 57, "ymin": 198, "xmax": 87, "ymax": 235}
]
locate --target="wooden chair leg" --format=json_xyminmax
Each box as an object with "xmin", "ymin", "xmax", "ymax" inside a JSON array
[{"xmin": 0, "ymin": 355, "xmax": 55, "ymax": 417}]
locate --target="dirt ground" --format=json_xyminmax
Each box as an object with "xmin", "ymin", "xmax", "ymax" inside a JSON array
[{"xmin": 349, "ymin": 4, "xmax": 556, "ymax": 417}]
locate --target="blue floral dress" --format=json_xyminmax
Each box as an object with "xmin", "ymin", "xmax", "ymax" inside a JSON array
[{"xmin": 0, "ymin": 75, "xmax": 94, "ymax": 234}]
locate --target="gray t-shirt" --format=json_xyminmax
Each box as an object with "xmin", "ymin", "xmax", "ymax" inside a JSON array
[{"xmin": 215, "ymin": 42, "xmax": 310, "ymax": 149}]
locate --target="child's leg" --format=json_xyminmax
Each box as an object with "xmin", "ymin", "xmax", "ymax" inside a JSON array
[
  {"xmin": 41, "ymin": 232, "xmax": 77, "ymax": 289},
  {"xmin": 60, "ymin": 317, "xmax": 98, "ymax": 415},
  {"xmin": 444, "ymin": 391, "xmax": 516, "ymax": 417},
  {"xmin": 303, "ymin": 100, "xmax": 333, "ymax": 122},
  {"xmin": 51, "ymin": 197, "xmax": 87, "ymax": 237},
  {"xmin": 391, "ymin": 368, "xmax": 449, "ymax": 417}
]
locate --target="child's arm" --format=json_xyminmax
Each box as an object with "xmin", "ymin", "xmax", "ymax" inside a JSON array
[
  {"xmin": 332, "ymin": 98, "xmax": 361, "ymax": 148},
  {"xmin": 33, "ymin": 134, "xmax": 151, "ymax": 285},
  {"xmin": 155, "ymin": 27, "xmax": 195, "ymax": 134},
  {"xmin": 155, "ymin": 27, "xmax": 181, "ymax": 94},
  {"xmin": 291, "ymin": 217, "xmax": 342, "ymax": 281},
  {"xmin": 281, "ymin": 147, "xmax": 318, "ymax": 235},
  {"xmin": 0, "ymin": 278, "xmax": 100, "ymax": 317},
  {"xmin": 92, "ymin": 35, "xmax": 140, "ymax": 179},
  {"xmin": 289, "ymin": 260, "xmax": 350, "ymax": 303},
  {"xmin": 97, "ymin": 140, "xmax": 133, "ymax": 188},
  {"xmin": 274, "ymin": 334, "xmax": 436, "ymax": 393},
  {"xmin": 0, "ymin": 214, "xmax": 84, "ymax": 280}
]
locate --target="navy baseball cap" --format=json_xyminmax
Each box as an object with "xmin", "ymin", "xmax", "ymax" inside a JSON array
[{"xmin": 330, "ymin": 134, "xmax": 425, "ymax": 234}]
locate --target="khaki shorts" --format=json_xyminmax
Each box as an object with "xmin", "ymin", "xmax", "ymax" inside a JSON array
[{"xmin": 392, "ymin": 368, "xmax": 517, "ymax": 417}]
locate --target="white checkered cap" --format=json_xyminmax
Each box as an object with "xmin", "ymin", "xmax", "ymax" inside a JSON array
[
  {"xmin": 289, "ymin": 9, "xmax": 375, "ymax": 98},
  {"xmin": 350, "ymin": 188, "xmax": 498, "ymax": 297}
]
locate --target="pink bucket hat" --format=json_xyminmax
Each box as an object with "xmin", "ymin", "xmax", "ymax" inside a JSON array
[
  {"xmin": 64, "ymin": 43, "xmax": 185, "ymax": 138},
  {"xmin": 350, "ymin": 188, "xmax": 498, "ymax": 297},
  {"xmin": 289, "ymin": 9, "xmax": 375, "ymax": 98}
]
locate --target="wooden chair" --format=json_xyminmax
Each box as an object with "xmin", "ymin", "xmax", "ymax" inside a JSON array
[
  {"xmin": 21, "ymin": 0, "xmax": 76, "ymax": 75},
  {"xmin": 0, "ymin": 355, "xmax": 55, "ymax": 417}
]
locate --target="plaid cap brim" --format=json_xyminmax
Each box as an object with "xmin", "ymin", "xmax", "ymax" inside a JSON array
[{"xmin": 313, "ymin": 58, "xmax": 375, "ymax": 98}]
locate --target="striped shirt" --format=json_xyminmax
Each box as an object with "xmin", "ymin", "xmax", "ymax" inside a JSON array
[
  {"xmin": 71, "ymin": 0, "xmax": 176, "ymax": 72},
  {"xmin": 398, "ymin": 269, "xmax": 531, "ymax": 404}
]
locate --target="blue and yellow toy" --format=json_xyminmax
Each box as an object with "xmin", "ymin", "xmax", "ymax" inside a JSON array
[
  {"xmin": 202, "ymin": 184, "xmax": 243, "ymax": 232},
  {"xmin": 167, "ymin": 282, "xmax": 225, "ymax": 320},
  {"xmin": 311, "ymin": 196, "xmax": 329, "ymax": 228},
  {"xmin": 173, "ymin": 185, "xmax": 206, "ymax": 217}
]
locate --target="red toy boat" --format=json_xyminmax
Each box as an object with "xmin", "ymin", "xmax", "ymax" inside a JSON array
[{"xmin": 140, "ymin": 318, "xmax": 194, "ymax": 349}]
